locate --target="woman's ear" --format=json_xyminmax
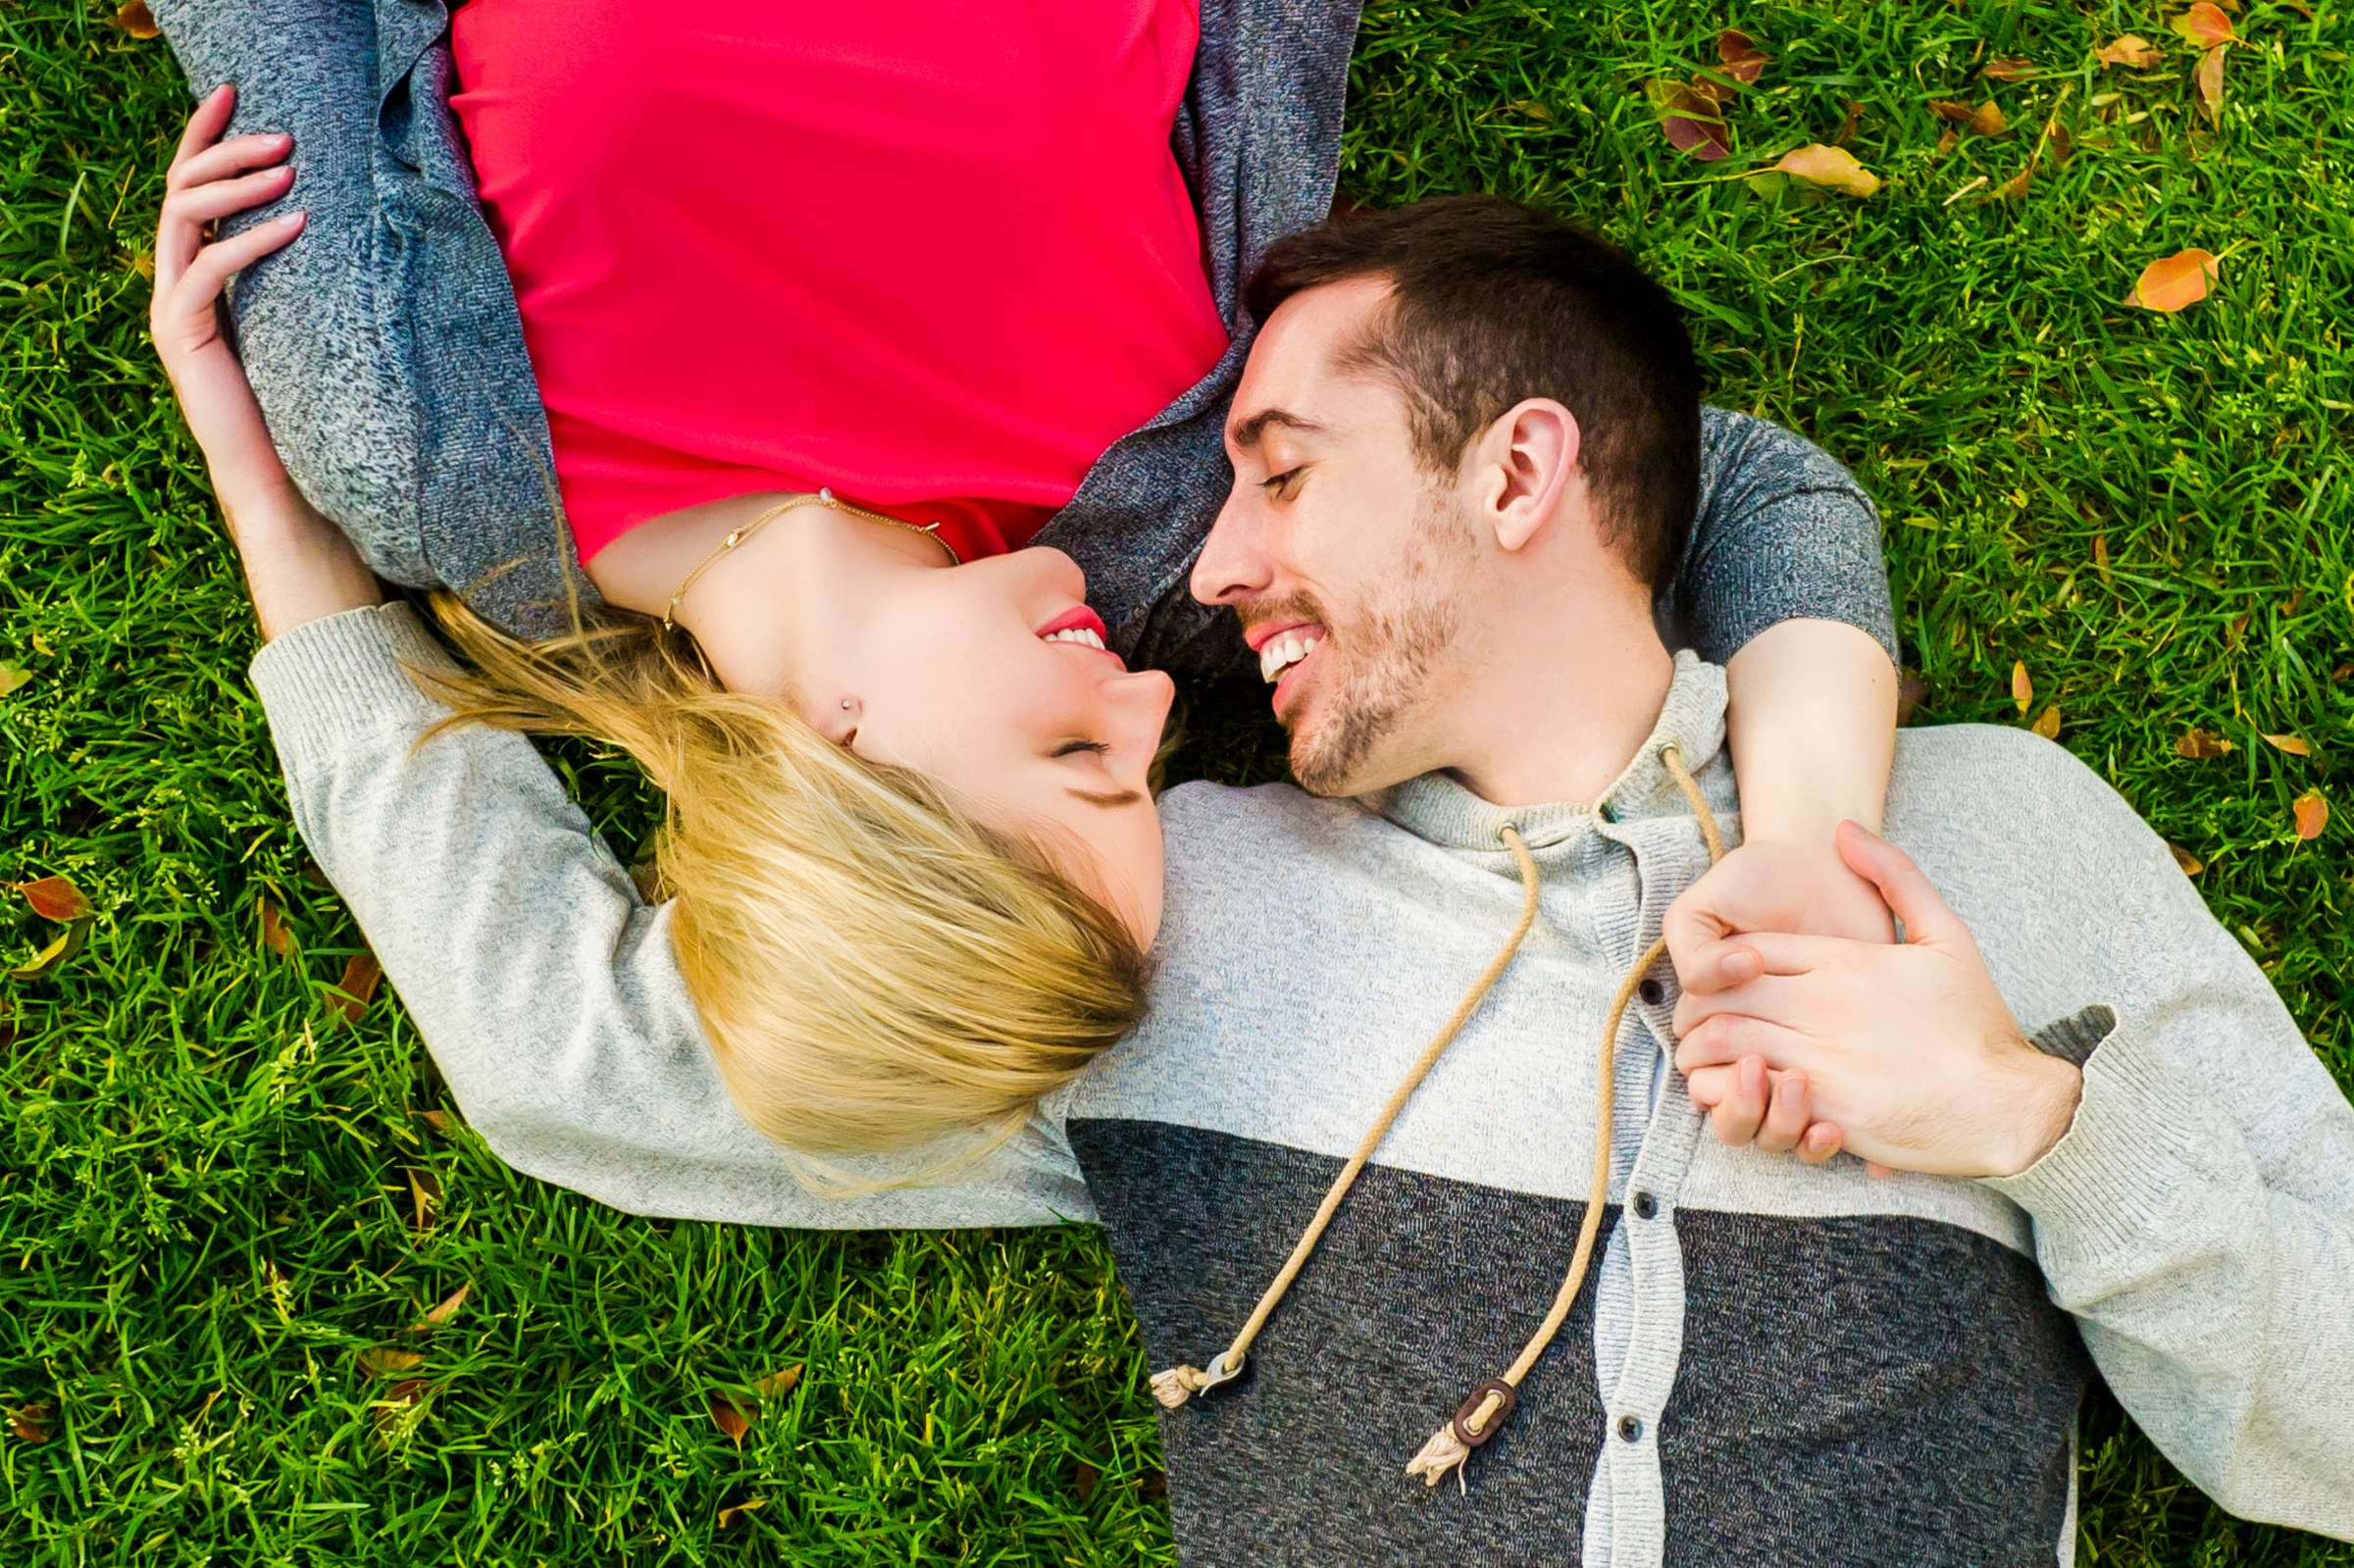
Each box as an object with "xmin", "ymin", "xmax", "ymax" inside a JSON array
[{"xmin": 1476, "ymin": 399, "xmax": 1580, "ymax": 553}]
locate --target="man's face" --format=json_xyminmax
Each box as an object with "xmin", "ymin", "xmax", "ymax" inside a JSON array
[{"xmin": 1192, "ymin": 278, "xmax": 1481, "ymax": 797}]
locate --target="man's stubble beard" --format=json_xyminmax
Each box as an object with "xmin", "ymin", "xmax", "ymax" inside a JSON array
[{"xmin": 1287, "ymin": 489, "xmax": 1473, "ymax": 797}]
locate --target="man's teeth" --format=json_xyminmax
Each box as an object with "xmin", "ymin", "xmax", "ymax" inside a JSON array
[
  {"xmin": 1044, "ymin": 627, "xmax": 1107, "ymax": 651},
  {"xmin": 1258, "ymin": 630, "xmax": 1325, "ymax": 684}
]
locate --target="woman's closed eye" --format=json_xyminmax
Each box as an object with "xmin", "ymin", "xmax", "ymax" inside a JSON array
[{"xmin": 1052, "ymin": 739, "xmax": 1111, "ymax": 759}]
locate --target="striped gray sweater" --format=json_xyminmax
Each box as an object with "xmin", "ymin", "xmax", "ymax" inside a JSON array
[{"xmin": 252, "ymin": 614, "xmax": 2354, "ymax": 1564}]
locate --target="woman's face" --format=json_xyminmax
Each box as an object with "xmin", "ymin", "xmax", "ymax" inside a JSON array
[{"xmin": 787, "ymin": 545, "xmax": 1175, "ymax": 945}]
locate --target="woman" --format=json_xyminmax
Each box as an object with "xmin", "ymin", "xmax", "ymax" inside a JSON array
[{"xmin": 150, "ymin": 1, "xmax": 1902, "ymax": 1186}]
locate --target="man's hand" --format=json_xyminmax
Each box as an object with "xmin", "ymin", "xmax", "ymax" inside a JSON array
[{"xmin": 1673, "ymin": 822, "xmax": 2083, "ymax": 1180}]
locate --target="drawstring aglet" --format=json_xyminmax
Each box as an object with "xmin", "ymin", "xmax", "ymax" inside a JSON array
[{"xmin": 1151, "ymin": 1349, "xmax": 1243, "ymax": 1409}]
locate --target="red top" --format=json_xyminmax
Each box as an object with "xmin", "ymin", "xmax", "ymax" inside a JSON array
[{"xmin": 447, "ymin": 2, "xmax": 1230, "ymax": 564}]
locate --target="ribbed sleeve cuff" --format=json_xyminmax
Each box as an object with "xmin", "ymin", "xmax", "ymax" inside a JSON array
[
  {"xmin": 1983, "ymin": 1014, "xmax": 2215, "ymax": 1265},
  {"xmin": 248, "ymin": 602, "xmax": 462, "ymax": 759}
]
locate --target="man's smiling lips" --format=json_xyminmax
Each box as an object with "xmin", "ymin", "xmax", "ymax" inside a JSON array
[{"xmin": 1245, "ymin": 619, "xmax": 1328, "ymax": 714}]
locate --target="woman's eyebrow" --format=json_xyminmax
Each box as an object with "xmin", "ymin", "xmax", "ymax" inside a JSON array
[{"xmin": 1068, "ymin": 785, "xmax": 1146, "ymax": 809}]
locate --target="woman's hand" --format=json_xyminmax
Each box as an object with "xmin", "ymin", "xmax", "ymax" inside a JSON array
[
  {"xmin": 152, "ymin": 82, "xmax": 307, "ymax": 508},
  {"xmin": 151, "ymin": 83, "xmax": 381, "ymax": 638}
]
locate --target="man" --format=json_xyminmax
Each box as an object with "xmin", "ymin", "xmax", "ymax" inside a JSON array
[{"xmin": 217, "ymin": 198, "xmax": 2353, "ymax": 1563}]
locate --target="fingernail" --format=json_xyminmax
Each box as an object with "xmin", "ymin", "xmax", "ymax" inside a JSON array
[
  {"xmin": 280, "ymin": 209, "xmax": 307, "ymax": 226},
  {"xmin": 1725, "ymin": 951, "xmax": 1760, "ymax": 982}
]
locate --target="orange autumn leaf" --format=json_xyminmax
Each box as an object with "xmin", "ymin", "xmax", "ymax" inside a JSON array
[
  {"xmin": 2011, "ymin": 661, "xmax": 2033, "ymax": 716},
  {"xmin": 12, "ymin": 876, "xmax": 91, "ymax": 922},
  {"xmin": 2195, "ymin": 46, "xmax": 2225, "ymax": 123},
  {"xmin": 1654, "ymin": 80, "xmax": 1731, "ymax": 161},
  {"xmin": 2095, "ymin": 34, "xmax": 2164, "ymax": 68},
  {"xmin": 329, "ymin": 950, "xmax": 383, "ymax": 1021},
  {"xmin": 707, "ymin": 1393, "xmax": 751, "ymax": 1446},
  {"xmin": 2293, "ymin": 792, "xmax": 2329, "ymax": 840},
  {"xmin": 111, "ymin": 0, "xmax": 159, "ymax": 37},
  {"xmin": 258, "ymin": 897, "xmax": 295, "ymax": 957},
  {"xmin": 1772, "ymin": 143, "xmax": 1880, "ymax": 196},
  {"xmin": 407, "ymin": 1167, "xmax": 441, "ymax": 1234},
  {"xmin": 2031, "ymin": 705, "xmax": 2063, "ymax": 740},
  {"xmin": 2127, "ymin": 248, "xmax": 2220, "ymax": 312},
  {"xmin": 752, "ymin": 1365, "xmax": 804, "ymax": 1399},
  {"xmin": 2175, "ymin": 728, "xmax": 2235, "ymax": 759},
  {"xmin": 8, "ymin": 1400, "xmax": 55, "ymax": 1443},
  {"xmin": 1981, "ymin": 57, "xmax": 2036, "ymax": 81},
  {"xmin": 2262, "ymin": 733, "xmax": 2312, "ymax": 757},
  {"xmin": 718, "ymin": 1498, "xmax": 769, "ymax": 1528},
  {"xmin": 2169, "ymin": 843, "xmax": 2205, "ymax": 878},
  {"xmin": 1970, "ymin": 101, "xmax": 2010, "ymax": 136},
  {"xmin": 2092, "ymin": 533, "xmax": 2111, "ymax": 573},
  {"xmin": 2172, "ymin": 2, "xmax": 2235, "ymax": 46},
  {"xmin": 1717, "ymin": 29, "xmax": 1770, "ymax": 85},
  {"xmin": 1996, "ymin": 164, "xmax": 2034, "ymax": 201},
  {"xmin": 411, "ymin": 1283, "xmax": 471, "ymax": 1332}
]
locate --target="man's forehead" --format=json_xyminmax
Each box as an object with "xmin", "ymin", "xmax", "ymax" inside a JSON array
[{"xmin": 1230, "ymin": 276, "xmax": 1396, "ymax": 445}]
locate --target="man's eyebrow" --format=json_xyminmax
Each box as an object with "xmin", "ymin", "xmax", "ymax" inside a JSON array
[
  {"xmin": 1068, "ymin": 785, "xmax": 1147, "ymax": 810},
  {"xmin": 1227, "ymin": 407, "xmax": 1323, "ymax": 451}
]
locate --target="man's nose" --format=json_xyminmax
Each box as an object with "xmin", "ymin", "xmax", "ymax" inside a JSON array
[{"xmin": 1191, "ymin": 492, "xmax": 1272, "ymax": 607}]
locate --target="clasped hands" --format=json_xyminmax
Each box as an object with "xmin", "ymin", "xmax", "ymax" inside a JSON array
[{"xmin": 1663, "ymin": 822, "xmax": 2081, "ymax": 1181}]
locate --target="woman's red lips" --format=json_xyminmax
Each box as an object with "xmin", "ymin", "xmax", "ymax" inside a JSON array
[{"xmin": 1035, "ymin": 605, "xmax": 1111, "ymax": 641}]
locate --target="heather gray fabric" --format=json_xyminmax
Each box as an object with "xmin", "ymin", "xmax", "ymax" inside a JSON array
[
  {"xmin": 250, "ymin": 611, "xmax": 2354, "ymax": 1557},
  {"xmin": 151, "ymin": 0, "xmax": 1897, "ymax": 675}
]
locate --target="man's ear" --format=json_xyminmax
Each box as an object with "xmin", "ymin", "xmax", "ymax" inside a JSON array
[{"xmin": 1471, "ymin": 399, "xmax": 1580, "ymax": 553}]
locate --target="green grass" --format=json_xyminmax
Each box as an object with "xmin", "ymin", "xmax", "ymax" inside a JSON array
[{"xmin": 3, "ymin": 0, "xmax": 2348, "ymax": 1561}]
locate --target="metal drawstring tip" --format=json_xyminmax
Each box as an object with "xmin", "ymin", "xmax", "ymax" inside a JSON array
[{"xmin": 1151, "ymin": 1350, "xmax": 1244, "ymax": 1409}]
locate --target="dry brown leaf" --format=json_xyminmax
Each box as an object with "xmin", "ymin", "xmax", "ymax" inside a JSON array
[
  {"xmin": 1970, "ymin": 101, "xmax": 2010, "ymax": 136},
  {"xmin": 412, "ymin": 1283, "xmax": 471, "ymax": 1331},
  {"xmin": 8, "ymin": 1400, "xmax": 55, "ymax": 1443},
  {"xmin": 414, "ymin": 1107, "xmax": 453, "ymax": 1136},
  {"xmin": 111, "ymin": 0, "xmax": 159, "ymax": 37},
  {"xmin": 1982, "ymin": 57, "xmax": 2037, "ymax": 81},
  {"xmin": 10, "ymin": 918, "xmax": 90, "ymax": 981},
  {"xmin": 1930, "ymin": 99, "xmax": 1973, "ymax": 124},
  {"xmin": 2195, "ymin": 46, "xmax": 2225, "ymax": 123},
  {"xmin": 718, "ymin": 1498, "xmax": 769, "ymax": 1529},
  {"xmin": 2170, "ymin": 843, "xmax": 2205, "ymax": 878},
  {"xmin": 2293, "ymin": 791, "xmax": 2328, "ymax": 840},
  {"xmin": 2092, "ymin": 533, "xmax": 2111, "ymax": 574},
  {"xmin": 1655, "ymin": 81, "xmax": 1731, "ymax": 161},
  {"xmin": 1717, "ymin": 29, "xmax": 1770, "ymax": 85},
  {"xmin": 258, "ymin": 897, "xmax": 295, "ymax": 957},
  {"xmin": 2048, "ymin": 119, "xmax": 2075, "ymax": 164},
  {"xmin": 2126, "ymin": 248, "xmax": 2220, "ymax": 312},
  {"xmin": 1773, "ymin": 143, "xmax": 1880, "ymax": 196},
  {"xmin": 2011, "ymin": 661, "xmax": 2033, "ymax": 716},
  {"xmin": 2262, "ymin": 733, "xmax": 2312, "ymax": 757},
  {"xmin": 12, "ymin": 876, "xmax": 91, "ymax": 923},
  {"xmin": 2175, "ymin": 728, "xmax": 2235, "ymax": 759},
  {"xmin": 359, "ymin": 1347, "xmax": 424, "ymax": 1377},
  {"xmin": 2173, "ymin": 2, "xmax": 2236, "ymax": 46},
  {"xmin": 407, "ymin": 1168, "xmax": 441, "ymax": 1234},
  {"xmin": 752, "ymin": 1365, "xmax": 803, "ymax": 1399},
  {"xmin": 2332, "ymin": 663, "xmax": 2353, "ymax": 683},
  {"xmin": 707, "ymin": 1393, "xmax": 751, "ymax": 1446},
  {"xmin": 329, "ymin": 950, "xmax": 383, "ymax": 1021},
  {"xmin": 1996, "ymin": 165, "xmax": 2034, "ymax": 200},
  {"xmin": 2226, "ymin": 610, "xmax": 2252, "ymax": 647},
  {"xmin": 1897, "ymin": 671, "xmax": 1929, "ymax": 728},
  {"xmin": 1935, "ymin": 126, "xmax": 1961, "ymax": 158},
  {"xmin": 2031, "ymin": 705, "xmax": 2063, "ymax": 739},
  {"xmin": 2095, "ymin": 34, "xmax": 2164, "ymax": 68},
  {"xmin": 1835, "ymin": 99, "xmax": 1865, "ymax": 146}
]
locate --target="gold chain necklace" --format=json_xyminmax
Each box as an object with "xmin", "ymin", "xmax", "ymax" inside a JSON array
[{"xmin": 662, "ymin": 487, "xmax": 962, "ymax": 631}]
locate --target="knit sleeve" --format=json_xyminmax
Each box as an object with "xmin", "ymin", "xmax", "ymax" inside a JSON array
[
  {"xmin": 1666, "ymin": 409, "xmax": 1898, "ymax": 666},
  {"xmin": 248, "ymin": 603, "xmax": 1097, "ymax": 1230}
]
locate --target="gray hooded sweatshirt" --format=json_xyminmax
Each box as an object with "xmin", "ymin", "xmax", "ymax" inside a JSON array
[{"xmin": 251, "ymin": 608, "xmax": 2354, "ymax": 1565}]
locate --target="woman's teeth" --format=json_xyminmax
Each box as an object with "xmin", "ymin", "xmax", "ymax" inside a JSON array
[
  {"xmin": 1045, "ymin": 627, "xmax": 1108, "ymax": 651},
  {"xmin": 1259, "ymin": 630, "xmax": 1324, "ymax": 684}
]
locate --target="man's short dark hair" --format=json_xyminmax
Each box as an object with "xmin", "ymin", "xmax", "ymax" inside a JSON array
[{"xmin": 1246, "ymin": 195, "xmax": 1700, "ymax": 595}]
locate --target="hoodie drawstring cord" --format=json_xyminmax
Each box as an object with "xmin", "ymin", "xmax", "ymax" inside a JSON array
[{"xmin": 1151, "ymin": 744, "xmax": 1726, "ymax": 1497}]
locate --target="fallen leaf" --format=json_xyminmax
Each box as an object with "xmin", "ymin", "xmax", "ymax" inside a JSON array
[
  {"xmin": 1996, "ymin": 164, "xmax": 2034, "ymax": 200},
  {"xmin": 0, "ymin": 665, "xmax": 30, "ymax": 697},
  {"xmin": 10, "ymin": 919, "xmax": 90, "ymax": 981},
  {"xmin": 329, "ymin": 950, "xmax": 383, "ymax": 1021},
  {"xmin": 2175, "ymin": 728, "xmax": 2235, "ymax": 759},
  {"xmin": 2262, "ymin": 733, "xmax": 2312, "ymax": 756},
  {"xmin": 707, "ymin": 1393, "xmax": 751, "ymax": 1446},
  {"xmin": 1141, "ymin": 1468, "xmax": 1168, "ymax": 1499},
  {"xmin": 718, "ymin": 1498, "xmax": 768, "ymax": 1529},
  {"xmin": 2293, "ymin": 791, "xmax": 2328, "ymax": 840},
  {"xmin": 1689, "ymin": 73, "xmax": 1737, "ymax": 108},
  {"xmin": 110, "ymin": 0, "xmax": 158, "ymax": 38},
  {"xmin": 1504, "ymin": 99, "xmax": 1553, "ymax": 122},
  {"xmin": 2031, "ymin": 705, "xmax": 2063, "ymax": 739},
  {"xmin": 1930, "ymin": 99, "xmax": 1974, "ymax": 124},
  {"xmin": 412, "ymin": 1283, "xmax": 471, "ymax": 1331},
  {"xmin": 2092, "ymin": 533, "xmax": 2111, "ymax": 574},
  {"xmin": 1970, "ymin": 100, "xmax": 2010, "ymax": 136},
  {"xmin": 1835, "ymin": 99, "xmax": 1865, "ymax": 145},
  {"xmin": 1773, "ymin": 143, "xmax": 1880, "ymax": 196},
  {"xmin": 12, "ymin": 876, "xmax": 91, "ymax": 922},
  {"xmin": 752, "ymin": 1365, "xmax": 803, "ymax": 1399},
  {"xmin": 1655, "ymin": 81, "xmax": 1731, "ymax": 161},
  {"xmin": 1982, "ymin": 57, "xmax": 2037, "ymax": 81},
  {"xmin": 2195, "ymin": 45, "xmax": 2225, "ymax": 123},
  {"xmin": 1935, "ymin": 126, "xmax": 1961, "ymax": 158},
  {"xmin": 2172, "ymin": 2, "xmax": 2235, "ymax": 47},
  {"xmin": 1717, "ymin": 29, "xmax": 1770, "ymax": 85},
  {"xmin": 2333, "ymin": 663, "xmax": 2353, "ymax": 683},
  {"xmin": 2011, "ymin": 660, "xmax": 2033, "ymax": 716},
  {"xmin": 1074, "ymin": 1460, "xmax": 1102, "ymax": 1501},
  {"xmin": 414, "ymin": 1107, "xmax": 453, "ymax": 1136},
  {"xmin": 1897, "ymin": 670, "xmax": 1928, "ymax": 727},
  {"xmin": 2048, "ymin": 119, "xmax": 2075, "ymax": 163},
  {"xmin": 2095, "ymin": 34, "xmax": 2164, "ymax": 68},
  {"xmin": 8, "ymin": 1400, "xmax": 54, "ymax": 1443},
  {"xmin": 407, "ymin": 1167, "xmax": 441, "ymax": 1234},
  {"xmin": 258, "ymin": 897, "xmax": 295, "ymax": 957},
  {"xmin": 359, "ymin": 1347, "xmax": 424, "ymax": 1377},
  {"xmin": 2226, "ymin": 610, "xmax": 2252, "ymax": 647},
  {"xmin": 384, "ymin": 1378, "xmax": 428, "ymax": 1407},
  {"xmin": 2170, "ymin": 843, "xmax": 2206, "ymax": 878},
  {"xmin": 2126, "ymin": 248, "xmax": 2220, "ymax": 312},
  {"xmin": 2283, "ymin": 588, "xmax": 2306, "ymax": 617}
]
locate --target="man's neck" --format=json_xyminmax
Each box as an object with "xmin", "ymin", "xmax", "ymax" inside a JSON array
[{"xmin": 1428, "ymin": 602, "xmax": 1677, "ymax": 810}]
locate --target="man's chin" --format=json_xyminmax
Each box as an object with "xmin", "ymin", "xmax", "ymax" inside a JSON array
[{"xmin": 1287, "ymin": 721, "xmax": 1406, "ymax": 799}]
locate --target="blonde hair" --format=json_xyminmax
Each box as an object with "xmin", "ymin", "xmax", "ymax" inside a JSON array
[{"xmin": 411, "ymin": 588, "xmax": 1150, "ymax": 1190}]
